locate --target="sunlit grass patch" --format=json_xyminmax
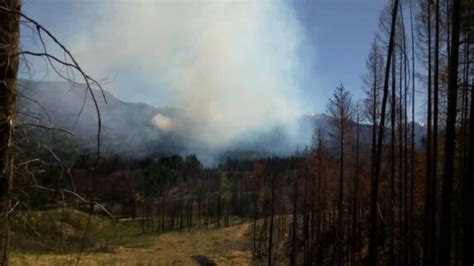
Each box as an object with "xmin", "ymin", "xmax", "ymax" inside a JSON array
[{"xmin": 11, "ymin": 208, "xmax": 252, "ymax": 265}]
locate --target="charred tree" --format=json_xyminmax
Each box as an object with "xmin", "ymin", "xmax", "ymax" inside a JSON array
[
  {"xmin": 0, "ymin": 1, "xmax": 21, "ymax": 265},
  {"xmin": 438, "ymin": 0, "xmax": 461, "ymax": 264},
  {"xmin": 369, "ymin": 0, "xmax": 399, "ymax": 264},
  {"xmin": 327, "ymin": 84, "xmax": 353, "ymax": 265}
]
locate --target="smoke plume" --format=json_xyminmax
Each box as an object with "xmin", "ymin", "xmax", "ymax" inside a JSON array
[{"xmin": 70, "ymin": 0, "xmax": 314, "ymax": 154}]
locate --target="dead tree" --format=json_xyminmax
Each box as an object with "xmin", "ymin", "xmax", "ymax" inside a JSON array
[
  {"xmin": 438, "ymin": 0, "xmax": 461, "ymax": 264},
  {"xmin": 327, "ymin": 84, "xmax": 353, "ymax": 265},
  {"xmin": 0, "ymin": 1, "xmax": 21, "ymax": 264},
  {"xmin": 290, "ymin": 171, "xmax": 298, "ymax": 265},
  {"xmin": 0, "ymin": 3, "xmax": 106, "ymax": 264},
  {"xmin": 369, "ymin": 0, "xmax": 399, "ymax": 264},
  {"xmin": 423, "ymin": 2, "xmax": 435, "ymax": 264},
  {"xmin": 363, "ymin": 40, "xmax": 383, "ymax": 185},
  {"xmin": 409, "ymin": 0, "xmax": 416, "ymax": 263},
  {"xmin": 267, "ymin": 174, "xmax": 275, "ymax": 266},
  {"xmin": 463, "ymin": 50, "xmax": 474, "ymax": 266}
]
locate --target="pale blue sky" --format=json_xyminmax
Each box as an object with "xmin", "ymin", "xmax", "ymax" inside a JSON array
[{"xmin": 293, "ymin": 0, "xmax": 386, "ymax": 108}]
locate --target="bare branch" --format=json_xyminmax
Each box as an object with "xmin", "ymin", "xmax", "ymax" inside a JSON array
[
  {"xmin": 17, "ymin": 123, "xmax": 75, "ymax": 136},
  {"xmin": 12, "ymin": 186, "xmax": 115, "ymax": 223},
  {"xmin": 0, "ymin": 5, "xmax": 106, "ymax": 159},
  {"xmin": 12, "ymin": 213, "xmax": 41, "ymax": 237},
  {"xmin": 1, "ymin": 201, "xmax": 20, "ymax": 220},
  {"xmin": 39, "ymin": 143, "xmax": 76, "ymax": 191}
]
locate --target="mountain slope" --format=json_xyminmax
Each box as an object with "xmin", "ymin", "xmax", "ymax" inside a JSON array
[
  {"xmin": 17, "ymin": 80, "xmax": 426, "ymax": 163},
  {"xmin": 18, "ymin": 80, "xmax": 185, "ymax": 156}
]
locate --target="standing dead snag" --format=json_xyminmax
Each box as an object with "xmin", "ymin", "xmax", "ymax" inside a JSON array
[
  {"xmin": 463, "ymin": 51, "xmax": 474, "ymax": 266},
  {"xmin": 0, "ymin": 1, "xmax": 21, "ymax": 265},
  {"xmin": 0, "ymin": 2, "xmax": 107, "ymax": 264},
  {"xmin": 423, "ymin": 2, "xmax": 435, "ymax": 264},
  {"xmin": 408, "ymin": 1, "xmax": 416, "ymax": 263},
  {"xmin": 326, "ymin": 84, "xmax": 353, "ymax": 265},
  {"xmin": 369, "ymin": 0, "xmax": 399, "ymax": 265},
  {"xmin": 438, "ymin": 0, "xmax": 461, "ymax": 264},
  {"xmin": 290, "ymin": 172, "xmax": 298, "ymax": 266},
  {"xmin": 363, "ymin": 40, "xmax": 383, "ymax": 187}
]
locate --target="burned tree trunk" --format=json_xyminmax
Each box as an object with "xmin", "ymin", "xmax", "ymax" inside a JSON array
[
  {"xmin": 290, "ymin": 174, "xmax": 298, "ymax": 266},
  {"xmin": 423, "ymin": 2, "xmax": 435, "ymax": 264},
  {"xmin": 438, "ymin": 0, "xmax": 461, "ymax": 264},
  {"xmin": 463, "ymin": 58, "xmax": 474, "ymax": 266},
  {"xmin": 369, "ymin": 0, "xmax": 399, "ymax": 264},
  {"xmin": 0, "ymin": 1, "xmax": 21, "ymax": 265},
  {"xmin": 267, "ymin": 175, "xmax": 275, "ymax": 266}
]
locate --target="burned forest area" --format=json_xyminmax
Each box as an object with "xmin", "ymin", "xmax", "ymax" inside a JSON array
[{"xmin": 1, "ymin": 0, "xmax": 473, "ymax": 265}]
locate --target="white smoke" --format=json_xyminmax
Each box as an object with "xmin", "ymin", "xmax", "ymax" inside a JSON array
[
  {"xmin": 70, "ymin": 0, "xmax": 313, "ymax": 151},
  {"xmin": 152, "ymin": 113, "xmax": 172, "ymax": 131}
]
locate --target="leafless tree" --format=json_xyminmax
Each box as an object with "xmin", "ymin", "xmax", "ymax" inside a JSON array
[
  {"xmin": 327, "ymin": 84, "xmax": 353, "ymax": 265},
  {"xmin": 369, "ymin": 0, "xmax": 399, "ymax": 264}
]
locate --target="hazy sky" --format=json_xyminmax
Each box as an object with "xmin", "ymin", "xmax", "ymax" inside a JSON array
[
  {"xmin": 21, "ymin": 0, "xmax": 386, "ymax": 115},
  {"xmin": 18, "ymin": 0, "xmax": 395, "ymax": 154}
]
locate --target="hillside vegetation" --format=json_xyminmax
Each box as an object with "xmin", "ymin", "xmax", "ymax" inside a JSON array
[{"xmin": 11, "ymin": 208, "xmax": 252, "ymax": 265}]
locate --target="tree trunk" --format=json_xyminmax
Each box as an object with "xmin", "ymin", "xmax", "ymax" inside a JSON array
[
  {"xmin": 352, "ymin": 110, "xmax": 360, "ymax": 265},
  {"xmin": 389, "ymin": 49, "xmax": 396, "ymax": 266},
  {"xmin": 290, "ymin": 175, "xmax": 298, "ymax": 266},
  {"xmin": 337, "ymin": 117, "xmax": 344, "ymax": 266},
  {"xmin": 431, "ymin": 0, "xmax": 440, "ymax": 262},
  {"xmin": 437, "ymin": 0, "xmax": 461, "ymax": 264},
  {"xmin": 369, "ymin": 0, "xmax": 399, "ymax": 265},
  {"xmin": 409, "ymin": 1, "xmax": 416, "ymax": 263},
  {"xmin": 398, "ymin": 43, "xmax": 403, "ymax": 265},
  {"xmin": 268, "ymin": 175, "xmax": 274, "ymax": 266},
  {"xmin": 0, "ymin": 1, "xmax": 21, "ymax": 265},
  {"xmin": 463, "ymin": 57, "xmax": 474, "ymax": 266},
  {"xmin": 423, "ymin": 2, "xmax": 434, "ymax": 264},
  {"xmin": 253, "ymin": 191, "xmax": 258, "ymax": 258}
]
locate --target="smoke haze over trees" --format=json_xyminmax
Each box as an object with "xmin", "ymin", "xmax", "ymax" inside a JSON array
[{"xmin": 0, "ymin": 0, "xmax": 473, "ymax": 265}]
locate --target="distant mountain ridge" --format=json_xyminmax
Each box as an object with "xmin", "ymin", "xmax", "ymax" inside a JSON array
[
  {"xmin": 17, "ymin": 80, "xmax": 426, "ymax": 164},
  {"xmin": 301, "ymin": 113, "xmax": 427, "ymax": 150},
  {"xmin": 18, "ymin": 80, "xmax": 186, "ymax": 157}
]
